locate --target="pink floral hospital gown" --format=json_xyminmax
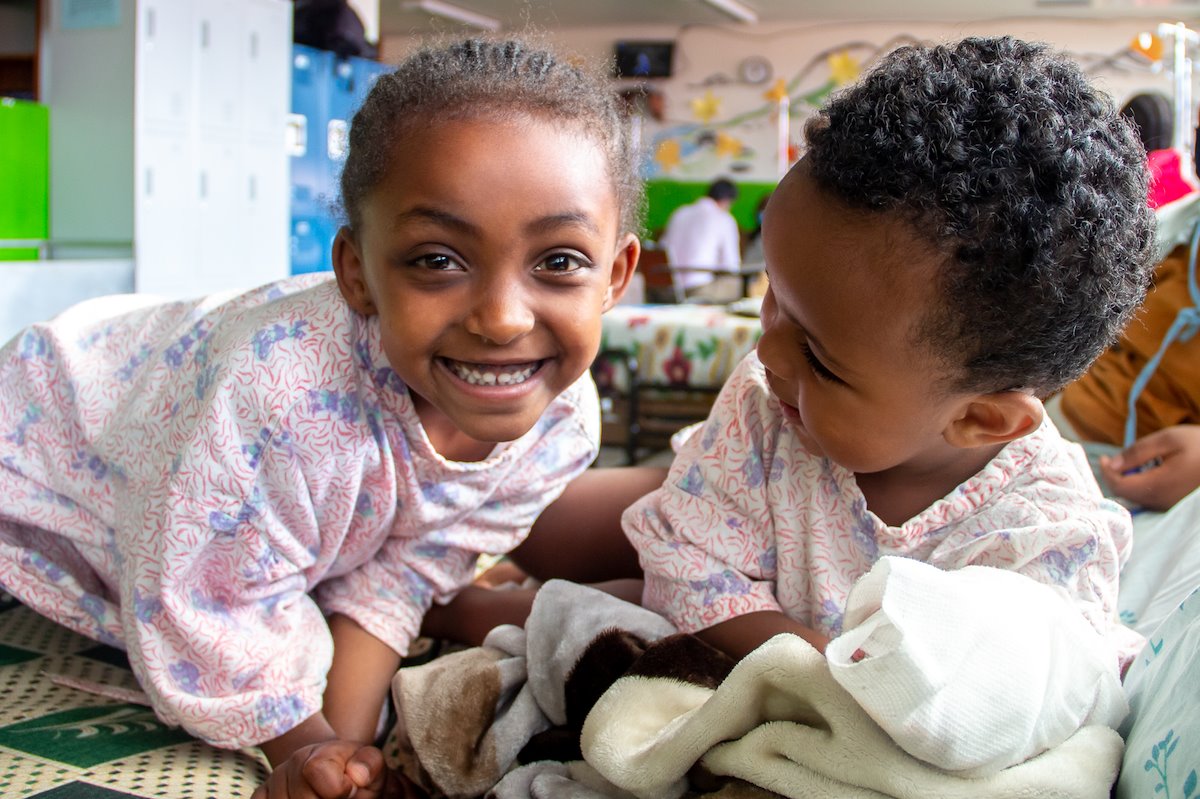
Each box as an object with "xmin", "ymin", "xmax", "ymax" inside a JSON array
[
  {"xmin": 625, "ymin": 353, "xmax": 1144, "ymax": 668},
  {"xmin": 0, "ymin": 274, "xmax": 599, "ymax": 748}
]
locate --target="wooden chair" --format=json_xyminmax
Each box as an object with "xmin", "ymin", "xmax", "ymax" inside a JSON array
[
  {"xmin": 640, "ymin": 248, "xmax": 757, "ymax": 305},
  {"xmin": 592, "ymin": 347, "xmax": 721, "ymax": 464},
  {"xmin": 637, "ymin": 246, "xmax": 680, "ymax": 303}
]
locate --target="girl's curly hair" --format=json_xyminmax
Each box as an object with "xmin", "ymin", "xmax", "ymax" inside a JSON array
[
  {"xmin": 340, "ymin": 37, "xmax": 644, "ymax": 237},
  {"xmin": 805, "ymin": 36, "xmax": 1156, "ymax": 395}
]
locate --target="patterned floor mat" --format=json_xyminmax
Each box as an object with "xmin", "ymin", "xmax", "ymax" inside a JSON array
[{"xmin": 0, "ymin": 592, "xmax": 270, "ymax": 798}]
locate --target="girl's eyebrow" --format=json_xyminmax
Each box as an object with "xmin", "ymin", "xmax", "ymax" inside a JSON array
[
  {"xmin": 525, "ymin": 212, "xmax": 600, "ymax": 236},
  {"xmin": 392, "ymin": 208, "xmax": 600, "ymax": 237},
  {"xmin": 393, "ymin": 206, "xmax": 477, "ymax": 234}
]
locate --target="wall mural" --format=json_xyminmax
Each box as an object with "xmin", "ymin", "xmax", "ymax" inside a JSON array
[{"xmin": 639, "ymin": 30, "xmax": 1173, "ymax": 183}]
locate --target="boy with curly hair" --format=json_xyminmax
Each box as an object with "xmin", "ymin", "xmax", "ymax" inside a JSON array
[{"xmin": 625, "ymin": 36, "xmax": 1155, "ymax": 677}]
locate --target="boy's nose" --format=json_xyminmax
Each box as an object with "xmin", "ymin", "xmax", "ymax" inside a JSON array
[{"xmin": 463, "ymin": 283, "xmax": 535, "ymax": 345}]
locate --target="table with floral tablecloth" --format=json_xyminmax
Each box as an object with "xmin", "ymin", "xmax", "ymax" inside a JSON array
[
  {"xmin": 596, "ymin": 304, "xmax": 763, "ymax": 392},
  {"xmin": 594, "ymin": 304, "xmax": 763, "ymax": 460}
]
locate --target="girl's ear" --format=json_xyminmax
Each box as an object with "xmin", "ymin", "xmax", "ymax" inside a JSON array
[
  {"xmin": 944, "ymin": 391, "xmax": 1043, "ymax": 449},
  {"xmin": 602, "ymin": 234, "xmax": 641, "ymax": 311},
  {"xmin": 332, "ymin": 226, "xmax": 376, "ymax": 316}
]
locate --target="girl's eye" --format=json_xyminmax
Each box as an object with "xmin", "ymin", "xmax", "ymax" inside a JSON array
[
  {"xmin": 801, "ymin": 342, "xmax": 842, "ymax": 384},
  {"xmin": 410, "ymin": 253, "xmax": 461, "ymax": 271},
  {"xmin": 537, "ymin": 252, "xmax": 590, "ymax": 274}
]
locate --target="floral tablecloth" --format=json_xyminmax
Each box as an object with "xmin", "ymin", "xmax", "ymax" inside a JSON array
[{"xmin": 596, "ymin": 304, "xmax": 762, "ymax": 393}]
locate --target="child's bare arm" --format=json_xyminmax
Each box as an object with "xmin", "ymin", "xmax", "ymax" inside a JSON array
[
  {"xmin": 422, "ymin": 578, "xmax": 644, "ymax": 647},
  {"xmin": 421, "ymin": 584, "xmax": 539, "ymax": 646},
  {"xmin": 254, "ymin": 615, "xmax": 406, "ymax": 798},
  {"xmin": 509, "ymin": 466, "xmax": 667, "ymax": 582},
  {"xmin": 695, "ymin": 610, "xmax": 831, "ymax": 661},
  {"xmin": 322, "ymin": 614, "xmax": 402, "ymax": 744}
]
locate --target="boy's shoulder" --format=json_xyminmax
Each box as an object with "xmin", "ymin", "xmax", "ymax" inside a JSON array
[{"xmin": 968, "ymin": 416, "xmax": 1126, "ymax": 528}]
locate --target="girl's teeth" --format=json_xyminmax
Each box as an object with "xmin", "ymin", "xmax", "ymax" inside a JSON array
[{"xmin": 449, "ymin": 361, "xmax": 538, "ymax": 386}]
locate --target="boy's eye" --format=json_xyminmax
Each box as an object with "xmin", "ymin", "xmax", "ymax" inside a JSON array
[
  {"xmin": 802, "ymin": 342, "xmax": 843, "ymax": 384},
  {"xmin": 410, "ymin": 253, "xmax": 462, "ymax": 271},
  {"xmin": 536, "ymin": 252, "xmax": 590, "ymax": 274}
]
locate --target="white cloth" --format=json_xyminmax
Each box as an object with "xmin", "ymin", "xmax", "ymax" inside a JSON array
[
  {"xmin": 825, "ymin": 557, "xmax": 1129, "ymax": 776},
  {"xmin": 1118, "ymin": 486, "xmax": 1200, "ymax": 636},
  {"xmin": 658, "ymin": 197, "xmax": 741, "ymax": 290},
  {"xmin": 583, "ymin": 632, "xmax": 1125, "ymax": 799}
]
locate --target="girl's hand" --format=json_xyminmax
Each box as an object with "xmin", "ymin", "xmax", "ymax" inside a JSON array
[
  {"xmin": 1100, "ymin": 424, "xmax": 1200, "ymax": 511},
  {"xmin": 250, "ymin": 741, "xmax": 422, "ymax": 799}
]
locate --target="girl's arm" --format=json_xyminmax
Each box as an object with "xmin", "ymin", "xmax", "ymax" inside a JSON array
[
  {"xmin": 421, "ymin": 578, "xmax": 645, "ymax": 647},
  {"xmin": 419, "ymin": 465, "xmax": 665, "ymax": 648},
  {"xmin": 259, "ymin": 613, "xmax": 399, "ymax": 764},
  {"xmin": 322, "ymin": 614, "xmax": 402, "ymax": 743},
  {"xmin": 695, "ymin": 610, "xmax": 830, "ymax": 661},
  {"xmin": 255, "ymin": 615, "xmax": 406, "ymax": 799}
]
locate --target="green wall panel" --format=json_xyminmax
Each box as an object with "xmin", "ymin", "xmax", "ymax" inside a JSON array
[
  {"xmin": 0, "ymin": 98, "xmax": 49, "ymax": 261},
  {"xmin": 643, "ymin": 179, "xmax": 776, "ymax": 240}
]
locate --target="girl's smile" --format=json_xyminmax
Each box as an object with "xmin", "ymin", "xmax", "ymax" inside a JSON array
[{"xmin": 440, "ymin": 357, "xmax": 544, "ymax": 388}]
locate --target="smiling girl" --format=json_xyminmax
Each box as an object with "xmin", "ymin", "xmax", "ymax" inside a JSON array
[{"xmin": 0, "ymin": 37, "xmax": 642, "ymax": 799}]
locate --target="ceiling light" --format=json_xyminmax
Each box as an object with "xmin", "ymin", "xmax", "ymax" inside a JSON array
[
  {"xmin": 401, "ymin": 0, "xmax": 501, "ymax": 31},
  {"xmin": 701, "ymin": 0, "xmax": 759, "ymax": 24}
]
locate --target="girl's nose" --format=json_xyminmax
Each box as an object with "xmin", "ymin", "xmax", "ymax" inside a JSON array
[{"xmin": 464, "ymin": 282, "xmax": 535, "ymax": 345}]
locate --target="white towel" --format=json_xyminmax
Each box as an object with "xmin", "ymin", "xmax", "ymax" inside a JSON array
[{"xmin": 825, "ymin": 557, "xmax": 1128, "ymax": 775}]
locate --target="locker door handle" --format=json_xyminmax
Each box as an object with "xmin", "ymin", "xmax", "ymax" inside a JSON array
[{"xmin": 327, "ymin": 120, "xmax": 347, "ymax": 160}]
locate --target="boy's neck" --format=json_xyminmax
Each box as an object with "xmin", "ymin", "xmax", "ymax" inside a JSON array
[{"xmin": 853, "ymin": 442, "xmax": 1006, "ymax": 528}]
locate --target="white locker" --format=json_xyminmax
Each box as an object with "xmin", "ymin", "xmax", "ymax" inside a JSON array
[{"xmin": 45, "ymin": 0, "xmax": 292, "ymax": 299}]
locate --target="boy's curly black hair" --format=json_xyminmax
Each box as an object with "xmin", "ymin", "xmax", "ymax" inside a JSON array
[{"xmin": 804, "ymin": 36, "xmax": 1156, "ymax": 396}]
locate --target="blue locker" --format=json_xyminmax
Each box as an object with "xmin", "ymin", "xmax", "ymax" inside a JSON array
[
  {"xmin": 289, "ymin": 46, "xmax": 391, "ymax": 275},
  {"xmin": 290, "ymin": 45, "xmax": 332, "ymax": 214},
  {"xmin": 352, "ymin": 55, "xmax": 391, "ymax": 116},
  {"xmin": 290, "ymin": 45, "xmax": 337, "ymax": 275}
]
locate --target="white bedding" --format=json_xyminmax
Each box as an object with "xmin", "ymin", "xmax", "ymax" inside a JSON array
[{"xmin": 1119, "ymin": 488, "xmax": 1200, "ymax": 637}]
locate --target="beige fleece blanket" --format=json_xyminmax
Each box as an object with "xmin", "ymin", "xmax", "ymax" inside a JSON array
[{"xmin": 384, "ymin": 580, "xmax": 1123, "ymax": 799}]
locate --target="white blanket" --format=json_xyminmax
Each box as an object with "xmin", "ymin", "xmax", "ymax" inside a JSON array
[
  {"xmin": 583, "ymin": 633, "xmax": 1124, "ymax": 799},
  {"xmin": 826, "ymin": 557, "xmax": 1128, "ymax": 775}
]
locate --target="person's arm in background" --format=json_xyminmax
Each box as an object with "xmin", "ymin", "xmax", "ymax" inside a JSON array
[
  {"xmin": 720, "ymin": 211, "xmax": 742, "ymax": 271},
  {"xmin": 420, "ymin": 466, "xmax": 667, "ymax": 645},
  {"xmin": 508, "ymin": 465, "xmax": 666, "ymax": 582},
  {"xmin": 1100, "ymin": 424, "xmax": 1200, "ymax": 511}
]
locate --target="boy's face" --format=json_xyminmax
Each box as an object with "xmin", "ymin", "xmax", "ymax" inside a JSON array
[
  {"xmin": 334, "ymin": 116, "xmax": 637, "ymax": 446},
  {"xmin": 756, "ymin": 164, "xmax": 971, "ymax": 476}
]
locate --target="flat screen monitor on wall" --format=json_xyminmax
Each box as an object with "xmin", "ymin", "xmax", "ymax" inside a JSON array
[{"xmin": 614, "ymin": 41, "xmax": 674, "ymax": 79}]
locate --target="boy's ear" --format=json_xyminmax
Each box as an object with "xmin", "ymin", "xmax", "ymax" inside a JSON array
[
  {"xmin": 602, "ymin": 234, "xmax": 641, "ymax": 311},
  {"xmin": 944, "ymin": 391, "xmax": 1044, "ymax": 449},
  {"xmin": 332, "ymin": 226, "xmax": 376, "ymax": 316}
]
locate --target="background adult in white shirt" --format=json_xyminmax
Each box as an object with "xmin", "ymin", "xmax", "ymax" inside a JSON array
[{"xmin": 658, "ymin": 178, "xmax": 742, "ymax": 303}]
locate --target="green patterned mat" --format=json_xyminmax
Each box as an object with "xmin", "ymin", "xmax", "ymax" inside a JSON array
[{"xmin": 0, "ymin": 592, "xmax": 270, "ymax": 798}]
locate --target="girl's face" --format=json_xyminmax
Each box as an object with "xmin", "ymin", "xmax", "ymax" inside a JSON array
[{"xmin": 334, "ymin": 116, "xmax": 637, "ymax": 451}]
